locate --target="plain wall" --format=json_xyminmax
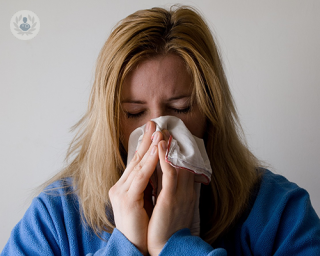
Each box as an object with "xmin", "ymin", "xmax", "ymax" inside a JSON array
[{"xmin": 1, "ymin": 0, "xmax": 319, "ymax": 250}]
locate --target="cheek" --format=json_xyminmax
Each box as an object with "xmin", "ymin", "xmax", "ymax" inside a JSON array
[
  {"xmin": 182, "ymin": 116, "xmax": 207, "ymax": 138},
  {"xmin": 119, "ymin": 116, "xmax": 149, "ymax": 152},
  {"xmin": 181, "ymin": 107, "xmax": 207, "ymax": 139},
  {"xmin": 119, "ymin": 118, "xmax": 133, "ymax": 152}
]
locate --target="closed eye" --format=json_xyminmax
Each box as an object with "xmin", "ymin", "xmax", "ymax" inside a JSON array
[
  {"xmin": 124, "ymin": 111, "xmax": 145, "ymax": 119},
  {"xmin": 172, "ymin": 106, "xmax": 191, "ymax": 114},
  {"xmin": 123, "ymin": 106, "xmax": 191, "ymax": 119}
]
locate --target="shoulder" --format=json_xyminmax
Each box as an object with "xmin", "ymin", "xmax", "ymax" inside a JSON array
[
  {"xmin": 1, "ymin": 178, "xmax": 108, "ymax": 255},
  {"xmin": 35, "ymin": 178, "xmax": 79, "ymax": 217},
  {"xmin": 255, "ymin": 168, "xmax": 307, "ymax": 205},
  {"xmin": 41, "ymin": 177, "xmax": 75, "ymax": 196},
  {"xmin": 242, "ymin": 168, "xmax": 320, "ymax": 255},
  {"xmin": 252, "ymin": 169, "xmax": 319, "ymax": 218},
  {"xmin": 29, "ymin": 177, "xmax": 81, "ymax": 232},
  {"xmin": 250, "ymin": 168, "xmax": 319, "ymax": 224}
]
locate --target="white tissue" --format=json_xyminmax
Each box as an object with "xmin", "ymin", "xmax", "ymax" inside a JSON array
[{"xmin": 127, "ymin": 116, "xmax": 212, "ymax": 184}]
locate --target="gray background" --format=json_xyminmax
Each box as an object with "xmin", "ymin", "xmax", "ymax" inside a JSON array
[{"xmin": 1, "ymin": 0, "xmax": 319, "ymax": 250}]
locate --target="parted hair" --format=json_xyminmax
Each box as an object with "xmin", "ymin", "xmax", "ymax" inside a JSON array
[{"xmin": 44, "ymin": 5, "xmax": 260, "ymax": 244}]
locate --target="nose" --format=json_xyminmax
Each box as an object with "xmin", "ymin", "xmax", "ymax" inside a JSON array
[{"xmin": 149, "ymin": 106, "xmax": 166, "ymax": 120}]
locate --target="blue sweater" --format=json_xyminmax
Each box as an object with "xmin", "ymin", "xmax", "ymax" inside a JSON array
[{"xmin": 2, "ymin": 169, "xmax": 320, "ymax": 255}]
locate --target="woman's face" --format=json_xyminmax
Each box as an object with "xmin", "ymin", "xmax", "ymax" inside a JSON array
[{"xmin": 120, "ymin": 54, "xmax": 207, "ymax": 151}]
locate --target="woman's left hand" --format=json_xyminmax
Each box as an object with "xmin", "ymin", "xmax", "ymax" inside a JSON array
[{"xmin": 147, "ymin": 135, "xmax": 198, "ymax": 256}]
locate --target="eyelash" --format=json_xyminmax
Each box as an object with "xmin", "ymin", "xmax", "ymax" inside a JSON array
[
  {"xmin": 126, "ymin": 112, "xmax": 144, "ymax": 119},
  {"xmin": 125, "ymin": 106, "xmax": 191, "ymax": 119},
  {"xmin": 173, "ymin": 106, "xmax": 191, "ymax": 114}
]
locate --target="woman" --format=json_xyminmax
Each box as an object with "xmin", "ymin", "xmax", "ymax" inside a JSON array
[{"xmin": 2, "ymin": 5, "xmax": 320, "ymax": 256}]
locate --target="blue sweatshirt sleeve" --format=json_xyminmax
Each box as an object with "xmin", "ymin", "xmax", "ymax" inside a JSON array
[
  {"xmin": 2, "ymin": 185, "xmax": 223, "ymax": 256},
  {"xmin": 0, "ymin": 182, "xmax": 143, "ymax": 256},
  {"xmin": 86, "ymin": 229, "xmax": 143, "ymax": 256},
  {"xmin": 159, "ymin": 229, "xmax": 227, "ymax": 255},
  {"xmin": 1, "ymin": 197, "xmax": 62, "ymax": 255},
  {"xmin": 239, "ymin": 170, "xmax": 320, "ymax": 255},
  {"xmin": 2, "ymin": 172, "xmax": 319, "ymax": 255},
  {"xmin": 1, "ymin": 193, "xmax": 225, "ymax": 256}
]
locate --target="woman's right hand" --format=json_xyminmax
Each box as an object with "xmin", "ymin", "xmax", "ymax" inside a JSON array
[{"xmin": 109, "ymin": 121, "xmax": 161, "ymax": 255}]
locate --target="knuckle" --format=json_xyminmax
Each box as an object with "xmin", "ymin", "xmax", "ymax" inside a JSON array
[
  {"xmin": 134, "ymin": 170, "xmax": 145, "ymax": 181},
  {"xmin": 108, "ymin": 184, "xmax": 122, "ymax": 200},
  {"xmin": 133, "ymin": 162, "xmax": 143, "ymax": 172},
  {"xmin": 108, "ymin": 186, "xmax": 116, "ymax": 200},
  {"xmin": 166, "ymin": 167, "xmax": 177, "ymax": 179},
  {"xmin": 131, "ymin": 151, "xmax": 142, "ymax": 164},
  {"xmin": 152, "ymin": 131, "xmax": 162, "ymax": 143}
]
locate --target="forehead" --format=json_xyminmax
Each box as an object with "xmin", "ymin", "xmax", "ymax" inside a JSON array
[{"xmin": 121, "ymin": 54, "xmax": 193, "ymax": 101}]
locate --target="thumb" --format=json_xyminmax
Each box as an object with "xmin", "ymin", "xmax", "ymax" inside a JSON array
[
  {"xmin": 190, "ymin": 182, "xmax": 201, "ymax": 236},
  {"xmin": 158, "ymin": 139, "xmax": 177, "ymax": 196}
]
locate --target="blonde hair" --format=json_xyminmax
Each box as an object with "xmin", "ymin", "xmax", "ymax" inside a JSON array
[{"xmin": 44, "ymin": 5, "xmax": 260, "ymax": 244}]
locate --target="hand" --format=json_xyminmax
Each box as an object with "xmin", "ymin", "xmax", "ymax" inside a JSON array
[
  {"xmin": 109, "ymin": 121, "xmax": 162, "ymax": 255},
  {"xmin": 190, "ymin": 182, "xmax": 201, "ymax": 236},
  {"xmin": 147, "ymin": 133, "xmax": 198, "ymax": 256}
]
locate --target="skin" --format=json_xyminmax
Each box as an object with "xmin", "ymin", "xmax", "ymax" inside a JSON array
[
  {"xmin": 109, "ymin": 54, "xmax": 207, "ymax": 255},
  {"xmin": 119, "ymin": 54, "xmax": 207, "ymax": 150}
]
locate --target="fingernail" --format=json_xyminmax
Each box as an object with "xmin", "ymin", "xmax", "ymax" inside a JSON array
[
  {"xmin": 151, "ymin": 131, "xmax": 156, "ymax": 141},
  {"xmin": 145, "ymin": 122, "xmax": 151, "ymax": 132},
  {"xmin": 152, "ymin": 132, "xmax": 159, "ymax": 142},
  {"xmin": 151, "ymin": 146, "xmax": 157, "ymax": 155},
  {"xmin": 163, "ymin": 129, "xmax": 170, "ymax": 139}
]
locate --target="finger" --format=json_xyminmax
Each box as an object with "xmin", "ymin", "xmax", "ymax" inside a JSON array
[
  {"xmin": 129, "ymin": 145, "xmax": 159, "ymax": 196},
  {"xmin": 128, "ymin": 121, "xmax": 156, "ymax": 167},
  {"xmin": 177, "ymin": 168, "xmax": 195, "ymax": 190},
  {"xmin": 158, "ymin": 140, "xmax": 177, "ymax": 196},
  {"xmin": 121, "ymin": 127, "xmax": 163, "ymax": 189},
  {"xmin": 127, "ymin": 131, "xmax": 164, "ymax": 189},
  {"xmin": 190, "ymin": 182, "xmax": 201, "ymax": 236},
  {"xmin": 161, "ymin": 129, "xmax": 171, "ymax": 142},
  {"xmin": 194, "ymin": 182, "xmax": 201, "ymax": 204},
  {"xmin": 124, "ymin": 141, "xmax": 158, "ymax": 190},
  {"xmin": 139, "ymin": 131, "xmax": 163, "ymax": 166},
  {"xmin": 120, "ymin": 121, "xmax": 156, "ymax": 182}
]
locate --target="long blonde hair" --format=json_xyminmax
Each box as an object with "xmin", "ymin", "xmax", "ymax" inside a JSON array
[{"xmin": 44, "ymin": 5, "xmax": 260, "ymax": 244}]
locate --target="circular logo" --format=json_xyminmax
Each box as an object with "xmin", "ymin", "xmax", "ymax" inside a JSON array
[{"xmin": 10, "ymin": 10, "xmax": 40, "ymax": 40}]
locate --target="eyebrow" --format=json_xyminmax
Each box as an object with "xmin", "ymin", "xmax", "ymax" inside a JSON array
[{"xmin": 121, "ymin": 95, "xmax": 191, "ymax": 104}]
